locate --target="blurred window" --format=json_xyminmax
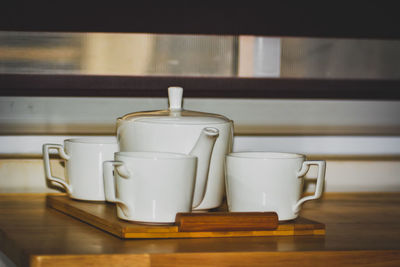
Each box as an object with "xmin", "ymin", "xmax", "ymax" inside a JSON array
[{"xmin": 1, "ymin": 31, "xmax": 400, "ymax": 80}]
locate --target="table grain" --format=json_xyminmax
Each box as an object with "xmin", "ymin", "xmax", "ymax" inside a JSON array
[{"xmin": 1, "ymin": 193, "xmax": 400, "ymax": 266}]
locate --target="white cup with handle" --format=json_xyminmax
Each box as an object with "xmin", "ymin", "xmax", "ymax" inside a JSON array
[
  {"xmin": 103, "ymin": 151, "xmax": 197, "ymax": 224},
  {"xmin": 43, "ymin": 137, "xmax": 119, "ymax": 201},
  {"xmin": 225, "ymin": 152, "xmax": 326, "ymax": 221}
]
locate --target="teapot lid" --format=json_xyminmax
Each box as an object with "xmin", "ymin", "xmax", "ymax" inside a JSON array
[{"xmin": 118, "ymin": 87, "xmax": 231, "ymax": 125}]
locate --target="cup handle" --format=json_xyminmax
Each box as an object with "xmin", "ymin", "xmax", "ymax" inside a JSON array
[
  {"xmin": 103, "ymin": 160, "xmax": 131, "ymax": 217},
  {"xmin": 293, "ymin": 160, "xmax": 326, "ymax": 213},
  {"xmin": 42, "ymin": 144, "xmax": 72, "ymax": 194}
]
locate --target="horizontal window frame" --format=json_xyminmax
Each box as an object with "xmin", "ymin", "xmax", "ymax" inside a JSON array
[
  {"xmin": 2, "ymin": 135, "xmax": 400, "ymax": 157},
  {"xmin": 0, "ymin": 74, "xmax": 400, "ymax": 100},
  {"xmin": 1, "ymin": 5, "xmax": 400, "ymax": 39}
]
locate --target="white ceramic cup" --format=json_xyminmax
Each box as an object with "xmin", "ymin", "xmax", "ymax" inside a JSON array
[
  {"xmin": 43, "ymin": 138, "xmax": 119, "ymax": 201},
  {"xmin": 103, "ymin": 152, "xmax": 197, "ymax": 224},
  {"xmin": 225, "ymin": 152, "xmax": 326, "ymax": 221}
]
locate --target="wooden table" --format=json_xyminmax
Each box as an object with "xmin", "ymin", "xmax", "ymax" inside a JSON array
[{"xmin": 1, "ymin": 193, "xmax": 400, "ymax": 267}]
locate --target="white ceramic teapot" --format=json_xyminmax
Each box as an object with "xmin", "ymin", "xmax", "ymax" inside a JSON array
[{"xmin": 117, "ymin": 86, "xmax": 233, "ymax": 210}]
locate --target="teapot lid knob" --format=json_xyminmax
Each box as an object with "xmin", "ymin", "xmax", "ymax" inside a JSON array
[{"xmin": 168, "ymin": 86, "xmax": 183, "ymax": 111}]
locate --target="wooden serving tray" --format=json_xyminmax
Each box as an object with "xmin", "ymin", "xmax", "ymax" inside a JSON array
[{"xmin": 46, "ymin": 195, "xmax": 325, "ymax": 239}]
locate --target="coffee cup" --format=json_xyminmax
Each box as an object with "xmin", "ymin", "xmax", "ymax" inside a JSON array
[
  {"xmin": 103, "ymin": 151, "xmax": 197, "ymax": 224},
  {"xmin": 43, "ymin": 138, "xmax": 118, "ymax": 201},
  {"xmin": 225, "ymin": 152, "xmax": 326, "ymax": 221}
]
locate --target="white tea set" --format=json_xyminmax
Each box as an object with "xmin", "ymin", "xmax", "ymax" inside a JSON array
[{"xmin": 43, "ymin": 86, "xmax": 326, "ymax": 223}]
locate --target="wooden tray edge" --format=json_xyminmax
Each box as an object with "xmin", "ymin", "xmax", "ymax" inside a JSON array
[{"xmin": 46, "ymin": 195, "xmax": 326, "ymax": 239}]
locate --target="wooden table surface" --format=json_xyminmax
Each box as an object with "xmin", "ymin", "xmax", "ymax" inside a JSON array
[{"xmin": 1, "ymin": 193, "xmax": 400, "ymax": 267}]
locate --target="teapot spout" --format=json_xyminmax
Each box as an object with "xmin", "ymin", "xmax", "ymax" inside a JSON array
[{"xmin": 189, "ymin": 127, "xmax": 219, "ymax": 209}]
